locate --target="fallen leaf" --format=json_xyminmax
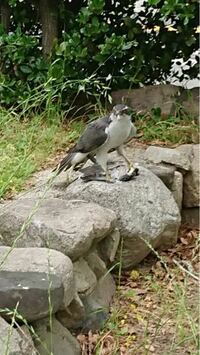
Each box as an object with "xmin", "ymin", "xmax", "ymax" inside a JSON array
[
  {"xmin": 130, "ymin": 270, "xmax": 140, "ymax": 280},
  {"xmin": 180, "ymin": 237, "xmax": 188, "ymax": 245},
  {"xmin": 135, "ymin": 288, "xmax": 147, "ymax": 295}
]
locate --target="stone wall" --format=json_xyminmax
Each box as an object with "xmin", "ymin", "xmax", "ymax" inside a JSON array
[
  {"xmin": 112, "ymin": 85, "xmax": 199, "ymax": 121},
  {"xmin": 0, "ymin": 142, "xmax": 199, "ymax": 354},
  {"xmin": 143, "ymin": 144, "xmax": 199, "ymax": 228}
]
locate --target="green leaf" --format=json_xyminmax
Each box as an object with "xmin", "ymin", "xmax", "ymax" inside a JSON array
[
  {"xmin": 92, "ymin": 16, "xmax": 99, "ymax": 27},
  {"xmin": 147, "ymin": 0, "xmax": 161, "ymax": 5},
  {"xmin": 122, "ymin": 42, "xmax": 133, "ymax": 50},
  {"xmin": 20, "ymin": 65, "xmax": 32, "ymax": 74}
]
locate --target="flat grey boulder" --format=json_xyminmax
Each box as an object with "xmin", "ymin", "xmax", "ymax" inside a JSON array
[
  {"xmin": 145, "ymin": 145, "xmax": 192, "ymax": 171},
  {"xmin": 0, "ymin": 247, "xmax": 74, "ymax": 321},
  {"xmin": 0, "ymin": 198, "xmax": 116, "ymax": 261},
  {"xmin": 64, "ymin": 166, "xmax": 181, "ymax": 269},
  {"xmin": 0, "ymin": 271, "xmax": 63, "ymax": 321},
  {"xmin": 33, "ymin": 317, "xmax": 80, "ymax": 355},
  {"xmin": 0, "ymin": 316, "xmax": 37, "ymax": 355}
]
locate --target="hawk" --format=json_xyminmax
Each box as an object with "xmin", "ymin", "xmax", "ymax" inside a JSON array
[{"xmin": 53, "ymin": 104, "xmax": 138, "ymax": 182}]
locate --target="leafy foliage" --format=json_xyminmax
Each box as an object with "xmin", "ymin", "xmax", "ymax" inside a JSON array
[
  {"xmin": 0, "ymin": 0, "xmax": 198, "ymax": 111},
  {"xmin": 0, "ymin": 30, "xmax": 47, "ymax": 106},
  {"xmin": 55, "ymin": 0, "xmax": 198, "ymax": 87}
]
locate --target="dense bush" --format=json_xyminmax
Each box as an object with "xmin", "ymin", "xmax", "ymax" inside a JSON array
[
  {"xmin": 0, "ymin": 31, "xmax": 47, "ymax": 106},
  {"xmin": 0, "ymin": 0, "xmax": 198, "ymax": 111}
]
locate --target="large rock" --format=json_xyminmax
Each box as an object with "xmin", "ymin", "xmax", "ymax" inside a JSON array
[
  {"xmin": 64, "ymin": 166, "xmax": 181, "ymax": 269},
  {"xmin": 86, "ymin": 252, "xmax": 107, "ymax": 279},
  {"xmin": 33, "ymin": 317, "xmax": 80, "ymax": 355},
  {"xmin": 182, "ymin": 208, "xmax": 199, "ymax": 228},
  {"xmin": 0, "ymin": 247, "xmax": 74, "ymax": 321},
  {"xmin": 145, "ymin": 145, "xmax": 192, "ymax": 171},
  {"xmin": 73, "ymin": 258, "xmax": 97, "ymax": 296},
  {"xmin": 0, "ymin": 316, "xmax": 37, "ymax": 355},
  {"xmin": 79, "ymin": 273, "xmax": 116, "ymax": 331},
  {"xmin": 0, "ymin": 198, "xmax": 116, "ymax": 261},
  {"xmin": 0, "ymin": 270, "xmax": 63, "ymax": 322},
  {"xmin": 98, "ymin": 228, "xmax": 120, "ymax": 264},
  {"xmin": 171, "ymin": 171, "xmax": 183, "ymax": 210},
  {"xmin": 63, "ymin": 273, "xmax": 116, "ymax": 332},
  {"xmin": 57, "ymin": 293, "xmax": 86, "ymax": 329},
  {"xmin": 145, "ymin": 164, "xmax": 176, "ymax": 189},
  {"xmin": 108, "ymin": 149, "xmax": 176, "ymax": 189},
  {"xmin": 183, "ymin": 144, "xmax": 199, "ymax": 207}
]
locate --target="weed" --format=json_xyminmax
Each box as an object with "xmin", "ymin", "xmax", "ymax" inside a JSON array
[
  {"xmin": 0, "ymin": 107, "xmax": 84, "ymax": 199},
  {"xmin": 134, "ymin": 108, "xmax": 199, "ymax": 145},
  {"xmin": 92, "ymin": 227, "xmax": 199, "ymax": 355}
]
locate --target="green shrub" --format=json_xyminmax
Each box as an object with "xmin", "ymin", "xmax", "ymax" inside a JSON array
[
  {"xmin": 0, "ymin": 30, "xmax": 47, "ymax": 106},
  {"xmin": 0, "ymin": 0, "xmax": 198, "ymax": 113}
]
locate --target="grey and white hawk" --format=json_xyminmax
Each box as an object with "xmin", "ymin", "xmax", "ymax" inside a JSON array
[{"xmin": 53, "ymin": 104, "xmax": 138, "ymax": 182}]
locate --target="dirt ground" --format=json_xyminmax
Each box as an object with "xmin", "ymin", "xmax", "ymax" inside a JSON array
[{"xmin": 77, "ymin": 225, "xmax": 199, "ymax": 355}]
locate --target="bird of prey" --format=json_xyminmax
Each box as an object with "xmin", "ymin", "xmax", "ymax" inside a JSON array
[{"xmin": 53, "ymin": 104, "xmax": 138, "ymax": 182}]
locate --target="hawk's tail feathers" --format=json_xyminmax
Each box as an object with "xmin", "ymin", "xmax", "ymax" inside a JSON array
[{"xmin": 52, "ymin": 153, "xmax": 74, "ymax": 175}]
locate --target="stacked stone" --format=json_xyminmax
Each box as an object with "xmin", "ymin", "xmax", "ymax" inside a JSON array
[{"xmin": 0, "ymin": 142, "xmax": 198, "ymax": 354}]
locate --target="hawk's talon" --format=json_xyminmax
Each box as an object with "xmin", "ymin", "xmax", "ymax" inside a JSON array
[
  {"xmin": 128, "ymin": 167, "xmax": 139, "ymax": 176},
  {"xmin": 134, "ymin": 167, "xmax": 139, "ymax": 176},
  {"xmin": 106, "ymin": 171, "xmax": 112, "ymax": 181},
  {"xmin": 105, "ymin": 176, "xmax": 115, "ymax": 183},
  {"xmin": 119, "ymin": 167, "xmax": 139, "ymax": 181}
]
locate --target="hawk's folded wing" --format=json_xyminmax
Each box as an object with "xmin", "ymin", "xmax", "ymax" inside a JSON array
[
  {"xmin": 75, "ymin": 115, "xmax": 110, "ymax": 153},
  {"xmin": 53, "ymin": 115, "xmax": 110, "ymax": 174}
]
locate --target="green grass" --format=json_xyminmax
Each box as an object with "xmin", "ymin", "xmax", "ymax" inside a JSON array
[
  {"xmin": 0, "ymin": 104, "xmax": 199, "ymax": 354},
  {"xmin": 0, "ymin": 105, "xmax": 199, "ymax": 199},
  {"xmin": 135, "ymin": 108, "xmax": 199, "ymax": 145},
  {"xmin": 0, "ymin": 107, "xmax": 84, "ymax": 199}
]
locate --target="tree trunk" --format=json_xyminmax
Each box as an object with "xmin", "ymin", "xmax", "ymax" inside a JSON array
[
  {"xmin": 39, "ymin": 0, "xmax": 58, "ymax": 57},
  {"xmin": 0, "ymin": 0, "xmax": 10, "ymax": 32}
]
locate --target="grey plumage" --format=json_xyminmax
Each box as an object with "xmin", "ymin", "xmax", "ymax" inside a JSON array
[
  {"xmin": 75, "ymin": 116, "xmax": 111, "ymax": 153},
  {"xmin": 53, "ymin": 104, "xmax": 137, "ymax": 179},
  {"xmin": 53, "ymin": 115, "xmax": 111, "ymax": 175}
]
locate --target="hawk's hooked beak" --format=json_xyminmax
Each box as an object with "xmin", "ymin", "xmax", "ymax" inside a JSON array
[
  {"xmin": 117, "ymin": 106, "xmax": 131, "ymax": 117},
  {"xmin": 122, "ymin": 105, "xmax": 130, "ymax": 114}
]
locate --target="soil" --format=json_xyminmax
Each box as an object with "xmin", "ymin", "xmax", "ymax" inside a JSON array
[{"xmin": 77, "ymin": 226, "xmax": 199, "ymax": 355}]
